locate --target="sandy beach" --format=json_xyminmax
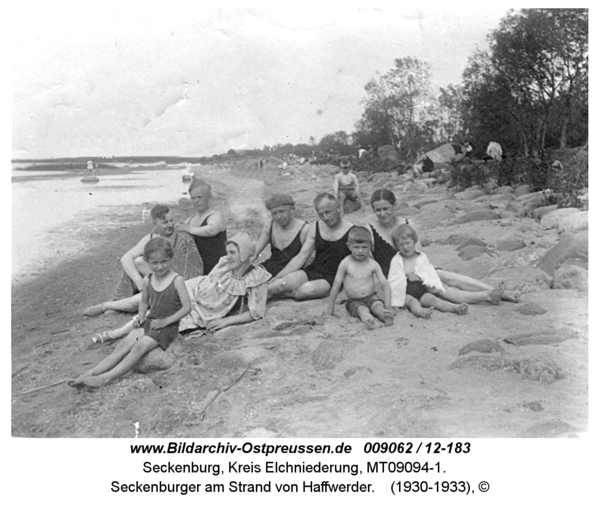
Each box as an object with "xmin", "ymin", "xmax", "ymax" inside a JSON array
[{"xmin": 11, "ymin": 160, "xmax": 588, "ymax": 438}]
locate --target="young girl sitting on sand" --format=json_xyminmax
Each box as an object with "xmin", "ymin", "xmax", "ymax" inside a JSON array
[
  {"xmin": 96, "ymin": 233, "xmax": 271, "ymax": 341},
  {"xmin": 69, "ymin": 237, "xmax": 191, "ymax": 388},
  {"xmin": 388, "ymin": 224, "xmax": 469, "ymax": 318}
]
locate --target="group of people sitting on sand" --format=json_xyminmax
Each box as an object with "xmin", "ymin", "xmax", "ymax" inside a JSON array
[{"xmin": 70, "ymin": 167, "xmax": 514, "ymax": 389}]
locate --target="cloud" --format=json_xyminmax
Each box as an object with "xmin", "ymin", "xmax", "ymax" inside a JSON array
[{"xmin": 11, "ymin": 6, "xmax": 507, "ymax": 158}]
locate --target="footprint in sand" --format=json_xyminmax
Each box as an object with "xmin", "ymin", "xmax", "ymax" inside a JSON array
[{"xmin": 395, "ymin": 336, "xmax": 409, "ymax": 348}]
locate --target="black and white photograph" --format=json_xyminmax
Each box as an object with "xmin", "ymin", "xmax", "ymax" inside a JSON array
[{"xmin": 9, "ymin": 4, "xmax": 593, "ymax": 502}]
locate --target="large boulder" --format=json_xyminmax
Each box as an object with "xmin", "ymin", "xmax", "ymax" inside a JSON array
[
  {"xmin": 532, "ymin": 204, "xmax": 558, "ymax": 221},
  {"xmin": 417, "ymin": 206, "xmax": 456, "ymax": 229},
  {"xmin": 540, "ymin": 208, "xmax": 580, "ymax": 229},
  {"xmin": 536, "ymin": 231, "xmax": 588, "ymax": 275},
  {"xmin": 454, "ymin": 209, "xmax": 500, "ymax": 224},
  {"xmin": 496, "ymin": 235, "xmax": 527, "ymax": 252},
  {"xmin": 551, "ymin": 265, "xmax": 588, "ymax": 291},
  {"xmin": 455, "ymin": 189, "xmax": 485, "ymax": 201},
  {"xmin": 458, "ymin": 245, "xmax": 493, "ymax": 261},
  {"xmin": 514, "ymin": 184, "xmax": 532, "ymax": 197},
  {"xmin": 557, "ymin": 211, "xmax": 588, "ymax": 234},
  {"xmin": 489, "ymin": 265, "xmax": 553, "ymax": 293},
  {"xmin": 492, "ymin": 186, "xmax": 515, "ymax": 195}
]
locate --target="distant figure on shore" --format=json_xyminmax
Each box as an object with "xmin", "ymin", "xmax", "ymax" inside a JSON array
[
  {"xmin": 81, "ymin": 160, "xmax": 99, "ymax": 183},
  {"xmin": 483, "ymin": 141, "xmax": 504, "ymax": 162},
  {"xmin": 70, "ymin": 238, "xmax": 191, "ymax": 388},
  {"xmin": 328, "ymin": 226, "xmax": 394, "ymax": 330},
  {"xmin": 412, "ymin": 141, "xmax": 473, "ymax": 177},
  {"xmin": 333, "ymin": 159, "xmax": 364, "ymax": 216},
  {"xmin": 177, "ymin": 178, "xmax": 227, "ymax": 274},
  {"xmin": 84, "ymin": 204, "xmax": 202, "ymax": 317},
  {"xmin": 251, "ymin": 193, "xmax": 309, "ymax": 276},
  {"xmin": 268, "ymin": 193, "xmax": 354, "ymax": 301}
]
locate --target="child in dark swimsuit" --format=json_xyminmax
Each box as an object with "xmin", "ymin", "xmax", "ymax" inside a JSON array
[
  {"xmin": 69, "ymin": 238, "xmax": 191, "ymax": 388},
  {"xmin": 96, "ymin": 234, "xmax": 271, "ymax": 342},
  {"xmin": 388, "ymin": 224, "xmax": 468, "ymax": 318}
]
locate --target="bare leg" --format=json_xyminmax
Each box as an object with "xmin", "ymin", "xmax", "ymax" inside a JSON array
[
  {"xmin": 370, "ymin": 300, "xmax": 394, "ymax": 326},
  {"xmin": 438, "ymin": 270, "xmax": 519, "ymax": 303},
  {"xmin": 356, "ymin": 306, "xmax": 378, "ymax": 330},
  {"xmin": 292, "ymin": 279, "xmax": 332, "ymax": 301},
  {"xmin": 109, "ymin": 319, "xmax": 137, "ymax": 340},
  {"xmin": 69, "ymin": 328, "xmax": 145, "ymax": 386},
  {"xmin": 437, "ymin": 270, "xmax": 493, "ymax": 292},
  {"xmin": 84, "ymin": 293, "xmax": 142, "ymax": 316},
  {"xmin": 82, "ymin": 335, "xmax": 159, "ymax": 388},
  {"xmin": 438, "ymin": 286, "xmax": 502, "ymax": 305},
  {"xmin": 268, "ymin": 271, "xmax": 309, "ymax": 299},
  {"xmin": 405, "ymin": 294, "xmax": 433, "ymax": 319},
  {"xmin": 103, "ymin": 293, "xmax": 142, "ymax": 313},
  {"xmin": 338, "ymin": 192, "xmax": 347, "ymax": 217},
  {"xmin": 421, "ymin": 293, "xmax": 468, "ymax": 315}
]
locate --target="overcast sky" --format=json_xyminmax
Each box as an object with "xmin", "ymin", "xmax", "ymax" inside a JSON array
[{"xmin": 12, "ymin": 6, "xmax": 511, "ymax": 159}]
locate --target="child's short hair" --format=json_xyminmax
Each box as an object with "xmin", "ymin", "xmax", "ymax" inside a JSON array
[
  {"xmin": 392, "ymin": 223, "xmax": 419, "ymax": 249},
  {"xmin": 143, "ymin": 237, "xmax": 174, "ymax": 261},
  {"xmin": 347, "ymin": 225, "xmax": 373, "ymax": 246},
  {"xmin": 150, "ymin": 204, "xmax": 170, "ymax": 221}
]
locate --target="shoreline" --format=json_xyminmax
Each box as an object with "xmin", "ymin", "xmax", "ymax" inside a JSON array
[{"xmin": 11, "ymin": 162, "xmax": 588, "ymax": 438}]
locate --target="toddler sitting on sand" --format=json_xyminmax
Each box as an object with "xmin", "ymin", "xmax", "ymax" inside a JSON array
[
  {"xmin": 388, "ymin": 224, "xmax": 468, "ymax": 318},
  {"xmin": 327, "ymin": 226, "xmax": 394, "ymax": 329}
]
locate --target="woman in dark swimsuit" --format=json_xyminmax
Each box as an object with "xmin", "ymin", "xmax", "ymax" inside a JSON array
[
  {"xmin": 177, "ymin": 178, "xmax": 227, "ymax": 274},
  {"xmin": 369, "ymin": 189, "xmax": 512, "ymax": 304},
  {"xmin": 252, "ymin": 193, "xmax": 309, "ymax": 276}
]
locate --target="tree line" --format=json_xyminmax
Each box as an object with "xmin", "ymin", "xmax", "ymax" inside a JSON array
[{"xmin": 260, "ymin": 9, "xmax": 587, "ymax": 163}]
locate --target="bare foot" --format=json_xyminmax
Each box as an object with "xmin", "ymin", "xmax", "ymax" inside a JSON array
[
  {"xmin": 67, "ymin": 372, "xmax": 92, "ymax": 388},
  {"xmin": 419, "ymin": 307, "xmax": 434, "ymax": 319},
  {"xmin": 83, "ymin": 303, "xmax": 106, "ymax": 317},
  {"xmin": 455, "ymin": 303, "xmax": 469, "ymax": 315},
  {"xmin": 488, "ymin": 288, "xmax": 502, "ymax": 305},
  {"xmin": 501, "ymin": 291, "xmax": 520, "ymax": 303},
  {"xmin": 383, "ymin": 310, "xmax": 395, "ymax": 326},
  {"xmin": 82, "ymin": 375, "xmax": 109, "ymax": 388},
  {"xmin": 364, "ymin": 317, "xmax": 378, "ymax": 330}
]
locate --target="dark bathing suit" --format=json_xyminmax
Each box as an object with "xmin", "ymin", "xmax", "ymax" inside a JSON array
[
  {"xmin": 302, "ymin": 222, "xmax": 352, "ymax": 287},
  {"xmin": 142, "ymin": 274, "xmax": 183, "ymax": 350},
  {"xmin": 371, "ymin": 224, "xmax": 432, "ymax": 300},
  {"xmin": 370, "ymin": 224, "xmax": 396, "ymax": 278},
  {"xmin": 261, "ymin": 222, "xmax": 307, "ymax": 276},
  {"xmin": 406, "ymin": 280, "xmax": 429, "ymax": 301},
  {"xmin": 190, "ymin": 214, "xmax": 227, "ymax": 275}
]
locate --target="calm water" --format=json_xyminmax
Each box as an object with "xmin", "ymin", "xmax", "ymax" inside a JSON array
[
  {"xmin": 11, "ymin": 167, "xmax": 192, "ymax": 281},
  {"xmin": 11, "ymin": 164, "xmax": 268, "ymax": 282}
]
